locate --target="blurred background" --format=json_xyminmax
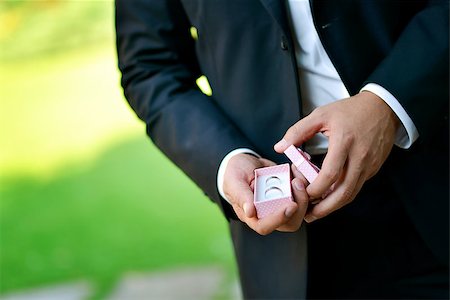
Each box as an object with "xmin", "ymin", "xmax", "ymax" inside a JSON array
[{"xmin": 0, "ymin": 1, "xmax": 238, "ymax": 299}]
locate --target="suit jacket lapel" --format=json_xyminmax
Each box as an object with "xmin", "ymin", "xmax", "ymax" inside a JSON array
[{"xmin": 259, "ymin": 0, "xmax": 291, "ymax": 35}]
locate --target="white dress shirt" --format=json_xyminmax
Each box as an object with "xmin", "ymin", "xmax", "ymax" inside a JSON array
[{"xmin": 217, "ymin": 0, "xmax": 419, "ymax": 201}]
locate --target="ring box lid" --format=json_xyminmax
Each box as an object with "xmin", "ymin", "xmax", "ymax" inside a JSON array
[{"xmin": 284, "ymin": 145, "xmax": 320, "ymax": 183}]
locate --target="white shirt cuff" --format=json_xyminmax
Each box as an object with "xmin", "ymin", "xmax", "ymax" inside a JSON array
[
  {"xmin": 361, "ymin": 83, "xmax": 419, "ymax": 149},
  {"xmin": 217, "ymin": 148, "xmax": 261, "ymax": 203}
]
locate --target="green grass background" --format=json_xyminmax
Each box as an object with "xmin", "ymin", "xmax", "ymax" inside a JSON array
[{"xmin": 0, "ymin": 1, "xmax": 236, "ymax": 299}]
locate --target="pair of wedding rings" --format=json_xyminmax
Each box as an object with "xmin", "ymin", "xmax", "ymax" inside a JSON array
[{"xmin": 264, "ymin": 176, "xmax": 284, "ymax": 199}]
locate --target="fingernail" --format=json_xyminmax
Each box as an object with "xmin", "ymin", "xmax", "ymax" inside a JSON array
[
  {"xmin": 274, "ymin": 139, "xmax": 288, "ymax": 151},
  {"xmin": 304, "ymin": 215, "xmax": 317, "ymax": 223},
  {"xmin": 293, "ymin": 180, "xmax": 304, "ymax": 191},
  {"xmin": 285, "ymin": 206, "xmax": 296, "ymax": 218},
  {"xmin": 243, "ymin": 202, "xmax": 250, "ymax": 217}
]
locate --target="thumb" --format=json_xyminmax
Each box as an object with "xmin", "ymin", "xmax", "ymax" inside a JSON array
[
  {"xmin": 291, "ymin": 178, "xmax": 309, "ymax": 212},
  {"xmin": 274, "ymin": 113, "xmax": 323, "ymax": 153},
  {"xmin": 233, "ymin": 180, "xmax": 257, "ymax": 218}
]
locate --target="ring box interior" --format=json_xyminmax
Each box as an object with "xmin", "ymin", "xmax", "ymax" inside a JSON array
[{"xmin": 253, "ymin": 163, "xmax": 292, "ymax": 219}]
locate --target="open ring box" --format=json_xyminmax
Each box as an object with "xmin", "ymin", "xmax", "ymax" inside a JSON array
[
  {"xmin": 253, "ymin": 145, "xmax": 321, "ymax": 218},
  {"xmin": 254, "ymin": 163, "xmax": 293, "ymax": 219}
]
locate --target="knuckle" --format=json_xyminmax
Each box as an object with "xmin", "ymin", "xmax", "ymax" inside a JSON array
[
  {"xmin": 359, "ymin": 147, "xmax": 371, "ymax": 160},
  {"xmin": 313, "ymin": 210, "xmax": 328, "ymax": 219},
  {"xmin": 322, "ymin": 169, "xmax": 339, "ymax": 182},
  {"xmin": 291, "ymin": 223, "xmax": 301, "ymax": 232},
  {"xmin": 368, "ymin": 161, "xmax": 378, "ymax": 174},
  {"xmin": 307, "ymin": 187, "xmax": 322, "ymax": 200},
  {"xmin": 342, "ymin": 131, "xmax": 355, "ymax": 146},
  {"xmin": 341, "ymin": 187, "xmax": 353, "ymax": 202},
  {"xmin": 312, "ymin": 106, "xmax": 326, "ymax": 119},
  {"xmin": 287, "ymin": 124, "xmax": 300, "ymax": 140},
  {"xmin": 296, "ymin": 194, "xmax": 309, "ymax": 205},
  {"xmin": 235, "ymin": 213, "xmax": 247, "ymax": 224},
  {"xmin": 284, "ymin": 227, "xmax": 297, "ymax": 233},
  {"xmin": 354, "ymin": 163, "xmax": 364, "ymax": 174},
  {"xmin": 369, "ymin": 164, "xmax": 381, "ymax": 177},
  {"xmin": 256, "ymin": 227, "xmax": 270, "ymax": 236},
  {"xmin": 224, "ymin": 191, "xmax": 234, "ymax": 203},
  {"xmin": 232, "ymin": 205, "xmax": 244, "ymax": 217},
  {"xmin": 238, "ymin": 216, "xmax": 246, "ymax": 224}
]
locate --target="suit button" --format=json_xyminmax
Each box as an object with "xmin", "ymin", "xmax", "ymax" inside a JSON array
[{"xmin": 280, "ymin": 36, "xmax": 288, "ymax": 50}]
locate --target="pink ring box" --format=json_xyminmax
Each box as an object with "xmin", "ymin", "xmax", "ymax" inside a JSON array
[
  {"xmin": 253, "ymin": 146, "xmax": 322, "ymax": 219},
  {"xmin": 253, "ymin": 163, "xmax": 293, "ymax": 219}
]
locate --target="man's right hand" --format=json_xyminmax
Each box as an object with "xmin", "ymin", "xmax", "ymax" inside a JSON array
[{"xmin": 223, "ymin": 153, "xmax": 309, "ymax": 235}]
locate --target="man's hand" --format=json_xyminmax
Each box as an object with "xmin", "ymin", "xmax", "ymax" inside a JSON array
[
  {"xmin": 274, "ymin": 91, "xmax": 399, "ymax": 222},
  {"xmin": 223, "ymin": 153, "xmax": 309, "ymax": 235}
]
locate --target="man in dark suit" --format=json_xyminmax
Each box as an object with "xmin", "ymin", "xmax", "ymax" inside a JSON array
[{"xmin": 116, "ymin": 0, "xmax": 449, "ymax": 298}]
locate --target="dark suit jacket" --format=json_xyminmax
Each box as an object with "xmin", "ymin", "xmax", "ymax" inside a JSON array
[{"xmin": 116, "ymin": 0, "xmax": 449, "ymax": 278}]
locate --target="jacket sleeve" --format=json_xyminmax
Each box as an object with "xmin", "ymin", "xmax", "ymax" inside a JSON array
[
  {"xmin": 365, "ymin": 0, "xmax": 449, "ymax": 144},
  {"xmin": 115, "ymin": 0, "xmax": 253, "ymax": 218}
]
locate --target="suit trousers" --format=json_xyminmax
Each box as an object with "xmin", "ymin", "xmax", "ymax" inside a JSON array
[{"xmin": 228, "ymin": 156, "xmax": 448, "ymax": 299}]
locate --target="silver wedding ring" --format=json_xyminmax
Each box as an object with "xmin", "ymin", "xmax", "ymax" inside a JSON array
[
  {"xmin": 264, "ymin": 186, "xmax": 284, "ymax": 199},
  {"xmin": 265, "ymin": 175, "xmax": 281, "ymax": 186}
]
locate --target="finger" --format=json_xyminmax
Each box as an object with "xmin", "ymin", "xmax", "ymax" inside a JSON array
[
  {"xmin": 234, "ymin": 199, "xmax": 298, "ymax": 235},
  {"xmin": 292, "ymin": 164, "xmax": 319, "ymax": 203},
  {"xmin": 246, "ymin": 202, "xmax": 298, "ymax": 235},
  {"xmin": 277, "ymin": 178, "xmax": 309, "ymax": 232},
  {"xmin": 232, "ymin": 202, "xmax": 246, "ymax": 222},
  {"xmin": 291, "ymin": 164, "xmax": 309, "ymax": 187},
  {"xmin": 259, "ymin": 158, "xmax": 277, "ymax": 167},
  {"xmin": 232, "ymin": 202, "xmax": 268, "ymax": 235},
  {"xmin": 306, "ymin": 134, "xmax": 350, "ymax": 199},
  {"xmin": 349, "ymin": 175, "xmax": 366, "ymax": 203},
  {"xmin": 304, "ymin": 164, "xmax": 362, "ymax": 223},
  {"xmin": 292, "ymin": 178, "xmax": 309, "ymax": 210},
  {"xmin": 228, "ymin": 180, "xmax": 256, "ymax": 218},
  {"xmin": 274, "ymin": 113, "xmax": 324, "ymax": 153},
  {"xmin": 244, "ymin": 158, "xmax": 275, "ymax": 217}
]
